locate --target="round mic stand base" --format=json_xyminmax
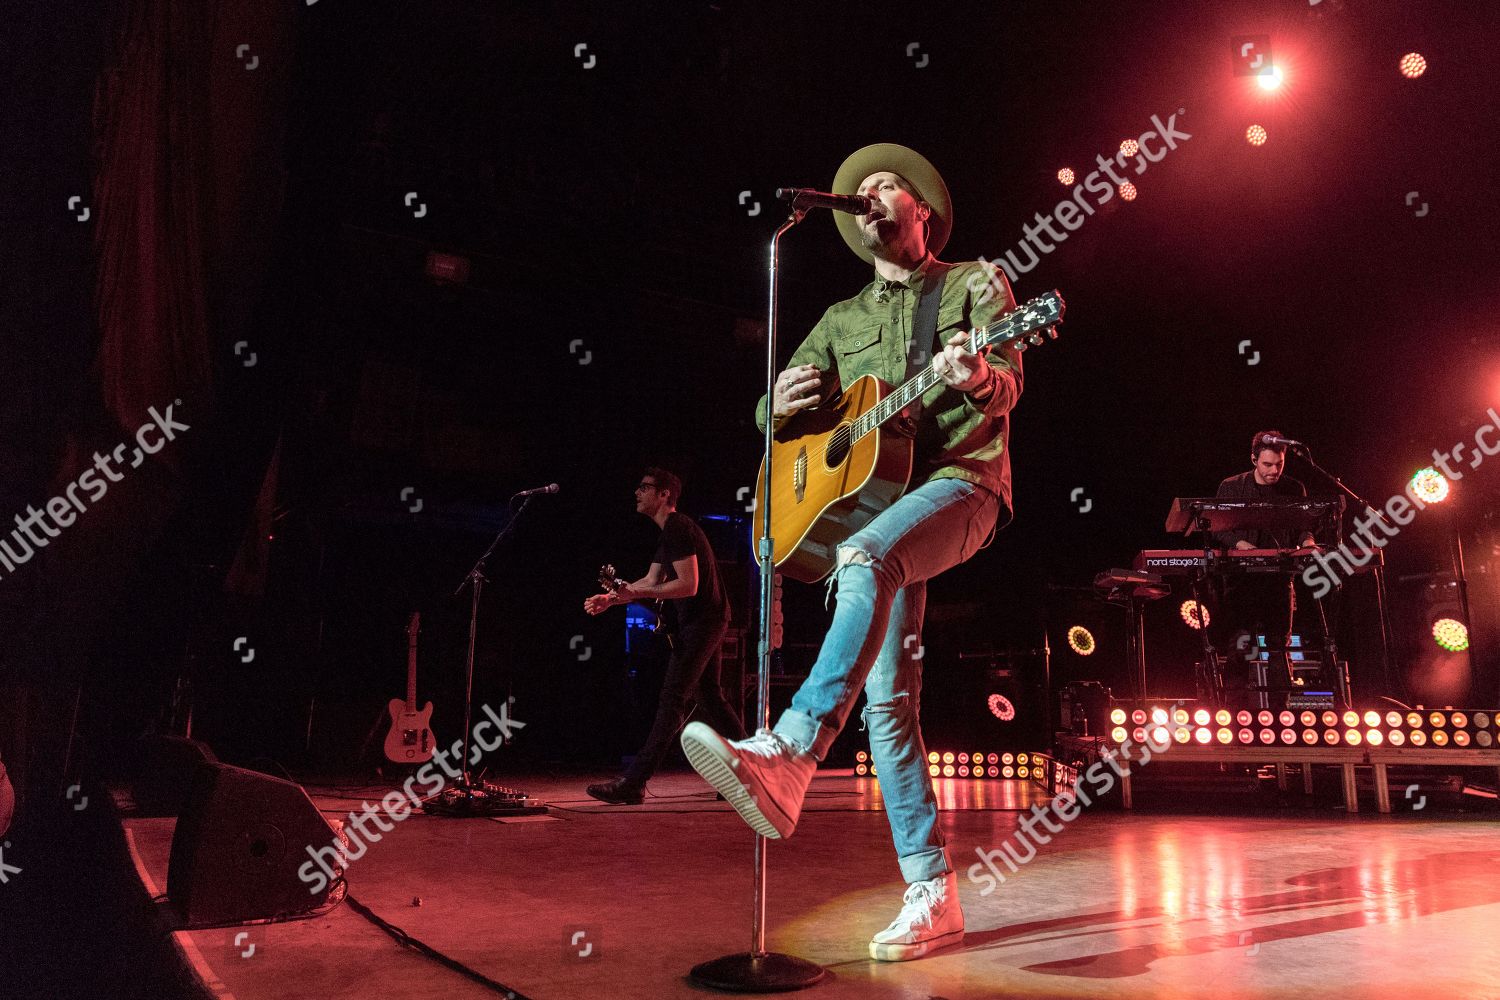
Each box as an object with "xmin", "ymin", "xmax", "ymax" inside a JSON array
[{"xmin": 688, "ymin": 952, "xmax": 828, "ymax": 993}]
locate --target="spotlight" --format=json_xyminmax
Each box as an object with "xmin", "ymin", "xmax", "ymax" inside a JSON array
[
  {"xmin": 1110, "ymin": 708, "xmax": 1127, "ymax": 725},
  {"xmin": 1067, "ymin": 625, "xmax": 1096, "ymax": 655},
  {"xmin": 927, "ymin": 751, "xmax": 939, "ymax": 764},
  {"xmin": 1111, "ymin": 727, "xmax": 1129, "ymax": 743},
  {"xmin": 1002, "ymin": 766, "xmax": 1015, "ymax": 778},
  {"xmin": 1246, "ymin": 124, "xmax": 1268, "ymax": 146},
  {"xmin": 1058, "ymin": 167, "xmax": 1076, "ymax": 185},
  {"xmin": 856, "ymin": 750, "xmax": 869, "ymax": 763},
  {"xmin": 1363, "ymin": 710, "xmax": 1381, "ymax": 727},
  {"xmin": 1280, "ymin": 729, "xmax": 1296, "ymax": 744},
  {"xmin": 1410, "ymin": 730, "xmax": 1428, "ymax": 746},
  {"xmin": 1180, "ymin": 600, "xmax": 1210, "ymax": 629},
  {"xmin": 1400, "ymin": 52, "xmax": 1427, "ymax": 79},
  {"xmin": 856, "ymin": 763, "xmax": 869, "ymax": 775},
  {"xmin": 988, "ymin": 693, "xmax": 1017, "ymax": 720},
  {"xmin": 1216, "ymin": 728, "xmax": 1233, "ymax": 745},
  {"xmin": 1411, "ymin": 467, "xmax": 1449, "ymax": 503},
  {"xmin": 1215, "ymin": 709, "xmax": 1232, "ymax": 726},
  {"xmin": 1194, "ymin": 708, "xmax": 1211, "ymax": 725},
  {"xmin": 1388, "ymin": 729, "xmax": 1406, "ymax": 746},
  {"xmin": 1256, "ymin": 65, "xmax": 1284, "ymax": 90},
  {"xmin": 1118, "ymin": 181, "xmax": 1138, "ymax": 201},
  {"xmin": 987, "ymin": 765, "xmax": 1000, "ymax": 777},
  {"xmin": 1120, "ymin": 139, "xmax": 1139, "ymax": 157},
  {"xmin": 1195, "ymin": 728, "xmax": 1212, "ymax": 744},
  {"xmin": 1433, "ymin": 618, "xmax": 1469, "ymax": 652},
  {"xmin": 942, "ymin": 764, "xmax": 956, "ymax": 777},
  {"xmin": 1174, "ymin": 727, "xmax": 1191, "ymax": 743},
  {"xmin": 942, "ymin": 751, "xmax": 955, "ymax": 764},
  {"xmin": 928, "ymin": 764, "xmax": 940, "ymax": 776}
]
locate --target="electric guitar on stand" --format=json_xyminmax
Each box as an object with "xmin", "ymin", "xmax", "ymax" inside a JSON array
[
  {"xmin": 756, "ymin": 291, "xmax": 1065, "ymax": 582},
  {"xmin": 384, "ymin": 612, "xmax": 437, "ymax": 764}
]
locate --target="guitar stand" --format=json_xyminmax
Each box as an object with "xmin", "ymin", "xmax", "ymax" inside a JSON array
[{"xmin": 422, "ymin": 494, "xmax": 547, "ymax": 819}]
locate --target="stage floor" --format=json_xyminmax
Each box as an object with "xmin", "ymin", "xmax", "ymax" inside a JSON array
[{"xmin": 122, "ymin": 769, "xmax": 1500, "ymax": 1000}]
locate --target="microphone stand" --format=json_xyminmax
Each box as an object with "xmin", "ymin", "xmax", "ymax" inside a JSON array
[
  {"xmin": 688, "ymin": 206, "xmax": 825, "ymax": 992},
  {"xmin": 423, "ymin": 494, "xmax": 547, "ymax": 818},
  {"xmin": 1290, "ymin": 445, "xmax": 1401, "ymax": 703}
]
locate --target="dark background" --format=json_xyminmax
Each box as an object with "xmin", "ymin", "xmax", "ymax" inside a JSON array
[{"xmin": 5, "ymin": 0, "xmax": 1500, "ymax": 787}]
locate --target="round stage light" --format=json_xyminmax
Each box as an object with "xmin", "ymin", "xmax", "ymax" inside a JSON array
[
  {"xmin": 1018, "ymin": 766, "xmax": 1030, "ymax": 778},
  {"xmin": 1455, "ymin": 730, "xmax": 1471, "ymax": 747},
  {"xmin": 1260, "ymin": 729, "xmax": 1275, "ymax": 744},
  {"xmin": 1388, "ymin": 729, "xmax": 1406, "ymax": 746},
  {"xmin": 1364, "ymin": 710, "xmax": 1382, "ymax": 727},
  {"xmin": 942, "ymin": 751, "xmax": 956, "ymax": 764},
  {"xmin": 1479, "ymin": 731, "xmax": 1494, "ymax": 747},
  {"xmin": 1018, "ymin": 754, "xmax": 1030, "ymax": 764},
  {"xmin": 1323, "ymin": 729, "xmax": 1340, "ymax": 745},
  {"xmin": 1433, "ymin": 618, "xmax": 1469, "ymax": 652},
  {"xmin": 1133, "ymin": 727, "xmax": 1148, "ymax": 743},
  {"xmin": 1411, "ymin": 467, "xmax": 1449, "ymax": 504},
  {"xmin": 1258, "ymin": 711, "xmax": 1274, "ymax": 727},
  {"xmin": 1002, "ymin": 765, "xmax": 1015, "ymax": 778},
  {"xmin": 1366, "ymin": 729, "xmax": 1384, "ymax": 746},
  {"xmin": 1195, "ymin": 727, "xmax": 1213, "ymax": 745},
  {"xmin": 1386, "ymin": 710, "xmax": 1404, "ymax": 727},
  {"xmin": 1110, "ymin": 708, "xmax": 1127, "ymax": 725},
  {"xmin": 1452, "ymin": 712, "xmax": 1469, "ymax": 729},
  {"xmin": 987, "ymin": 765, "xmax": 1000, "ymax": 777},
  {"xmin": 1068, "ymin": 625, "xmax": 1096, "ymax": 655},
  {"xmin": 987, "ymin": 752, "xmax": 999, "ymax": 765},
  {"xmin": 1118, "ymin": 181, "xmax": 1138, "ymax": 202},
  {"xmin": 1120, "ymin": 138, "xmax": 1139, "ymax": 157},
  {"xmin": 856, "ymin": 763, "xmax": 868, "ymax": 775},
  {"xmin": 1476, "ymin": 712, "xmax": 1492, "ymax": 728},
  {"xmin": 929, "ymin": 763, "xmax": 940, "ymax": 776},
  {"xmin": 1217, "ymin": 728, "xmax": 1234, "ymax": 745},
  {"xmin": 1433, "ymin": 730, "xmax": 1450, "ymax": 747},
  {"xmin": 1246, "ymin": 124, "xmax": 1268, "ymax": 146},
  {"xmin": 1302, "ymin": 729, "xmax": 1318, "ymax": 745},
  {"xmin": 1058, "ymin": 167, "xmax": 1076, "ymax": 185},
  {"xmin": 856, "ymin": 750, "xmax": 868, "ymax": 763},
  {"xmin": 1132, "ymin": 709, "xmax": 1148, "ymax": 725},
  {"xmin": 927, "ymin": 751, "xmax": 940, "ymax": 764},
  {"xmin": 1151, "ymin": 707, "xmax": 1169, "ymax": 725},
  {"xmin": 1238, "ymin": 728, "xmax": 1254, "ymax": 744},
  {"xmin": 957, "ymin": 753, "xmax": 969, "ymax": 764},
  {"xmin": 1151, "ymin": 726, "xmax": 1171, "ymax": 745},
  {"xmin": 1216, "ymin": 709, "xmax": 1233, "ymax": 726},
  {"xmin": 1301, "ymin": 711, "xmax": 1317, "ymax": 727},
  {"xmin": 1343, "ymin": 710, "xmax": 1360, "ymax": 727},
  {"xmin": 1256, "ymin": 66, "xmax": 1284, "ymax": 90},
  {"xmin": 1410, "ymin": 730, "xmax": 1428, "ymax": 747},
  {"xmin": 988, "ymin": 693, "xmax": 1017, "ymax": 720},
  {"xmin": 958, "ymin": 765, "xmax": 970, "ymax": 777},
  {"xmin": 1281, "ymin": 729, "xmax": 1296, "ymax": 744},
  {"xmin": 1406, "ymin": 711, "xmax": 1424, "ymax": 728},
  {"xmin": 1174, "ymin": 708, "xmax": 1191, "ymax": 725},
  {"xmin": 1002, "ymin": 752, "xmax": 1015, "ymax": 765},
  {"xmin": 1280, "ymin": 710, "xmax": 1295, "ymax": 727},
  {"xmin": 942, "ymin": 764, "xmax": 956, "ymax": 777},
  {"xmin": 1195, "ymin": 708, "xmax": 1212, "ymax": 726},
  {"xmin": 1345, "ymin": 729, "xmax": 1362, "ymax": 746},
  {"xmin": 1322, "ymin": 711, "xmax": 1339, "ymax": 727},
  {"xmin": 1237, "ymin": 710, "xmax": 1253, "ymax": 726},
  {"xmin": 1181, "ymin": 600, "xmax": 1209, "ymax": 628},
  {"xmin": 1400, "ymin": 52, "xmax": 1427, "ymax": 79},
  {"xmin": 1175, "ymin": 727, "xmax": 1192, "ymax": 744},
  {"xmin": 1430, "ymin": 711, "xmax": 1448, "ymax": 728}
]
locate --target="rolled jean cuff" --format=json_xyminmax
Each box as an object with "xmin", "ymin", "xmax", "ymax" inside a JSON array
[
  {"xmin": 772, "ymin": 709, "xmax": 833, "ymax": 761},
  {"xmin": 899, "ymin": 847, "xmax": 951, "ymax": 885}
]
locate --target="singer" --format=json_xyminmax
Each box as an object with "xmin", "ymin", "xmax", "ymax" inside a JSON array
[
  {"xmin": 680, "ymin": 143, "xmax": 1023, "ymax": 961},
  {"xmin": 582, "ymin": 467, "xmax": 745, "ymax": 804}
]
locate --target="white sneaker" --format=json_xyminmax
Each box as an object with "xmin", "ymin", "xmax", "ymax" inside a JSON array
[
  {"xmin": 680, "ymin": 723, "xmax": 814, "ymax": 839},
  {"xmin": 869, "ymin": 871, "xmax": 965, "ymax": 961}
]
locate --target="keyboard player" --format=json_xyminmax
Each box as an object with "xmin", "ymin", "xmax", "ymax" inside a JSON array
[{"xmin": 1211, "ymin": 430, "xmax": 1321, "ymax": 681}]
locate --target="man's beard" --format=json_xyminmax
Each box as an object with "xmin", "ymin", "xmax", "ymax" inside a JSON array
[{"xmin": 858, "ymin": 217, "xmax": 899, "ymax": 252}]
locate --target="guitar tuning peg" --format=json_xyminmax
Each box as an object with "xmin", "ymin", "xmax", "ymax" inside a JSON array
[
  {"xmin": 1014, "ymin": 340, "xmax": 1029, "ymax": 353},
  {"xmin": 1046, "ymin": 326, "xmax": 1058, "ymax": 339},
  {"xmin": 1028, "ymin": 333, "xmax": 1043, "ymax": 346}
]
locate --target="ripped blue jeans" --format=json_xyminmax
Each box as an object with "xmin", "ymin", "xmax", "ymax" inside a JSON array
[{"xmin": 772, "ymin": 476, "xmax": 1003, "ymax": 883}]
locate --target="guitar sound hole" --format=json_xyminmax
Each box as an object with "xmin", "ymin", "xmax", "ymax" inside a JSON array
[{"xmin": 825, "ymin": 425, "xmax": 852, "ymax": 469}]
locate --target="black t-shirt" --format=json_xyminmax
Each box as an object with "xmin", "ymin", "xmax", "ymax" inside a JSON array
[
  {"xmin": 652, "ymin": 512, "xmax": 728, "ymax": 627},
  {"xmin": 1213, "ymin": 471, "xmax": 1309, "ymax": 549}
]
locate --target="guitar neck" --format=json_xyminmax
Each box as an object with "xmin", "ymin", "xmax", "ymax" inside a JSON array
[{"xmin": 406, "ymin": 614, "xmax": 420, "ymax": 711}]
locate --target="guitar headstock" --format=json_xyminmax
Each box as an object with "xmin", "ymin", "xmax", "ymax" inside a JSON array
[
  {"xmin": 979, "ymin": 290, "xmax": 1066, "ymax": 354},
  {"xmin": 598, "ymin": 564, "xmax": 624, "ymax": 591}
]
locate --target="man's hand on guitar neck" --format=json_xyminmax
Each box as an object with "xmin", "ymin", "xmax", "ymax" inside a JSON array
[
  {"xmin": 773, "ymin": 364, "xmax": 836, "ymax": 420},
  {"xmin": 933, "ymin": 330, "xmax": 993, "ymax": 395}
]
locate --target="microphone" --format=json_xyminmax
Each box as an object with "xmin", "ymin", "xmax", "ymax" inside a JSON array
[
  {"xmin": 513, "ymin": 483, "xmax": 560, "ymax": 497},
  {"xmin": 775, "ymin": 188, "xmax": 876, "ymax": 215},
  {"xmin": 1262, "ymin": 435, "xmax": 1305, "ymax": 449}
]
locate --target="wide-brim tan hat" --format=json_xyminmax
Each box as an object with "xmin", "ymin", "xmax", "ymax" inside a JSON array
[{"xmin": 831, "ymin": 143, "xmax": 952, "ymax": 264}]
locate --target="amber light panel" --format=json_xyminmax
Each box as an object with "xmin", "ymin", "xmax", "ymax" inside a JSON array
[
  {"xmin": 1110, "ymin": 708, "xmax": 1127, "ymax": 725},
  {"xmin": 1406, "ymin": 712, "xmax": 1424, "ymax": 728},
  {"xmin": 1429, "ymin": 712, "xmax": 1447, "ymax": 728},
  {"xmin": 928, "ymin": 764, "xmax": 940, "ymax": 776},
  {"xmin": 1388, "ymin": 730, "xmax": 1406, "ymax": 746},
  {"xmin": 1175, "ymin": 727, "xmax": 1192, "ymax": 744},
  {"xmin": 1433, "ymin": 730, "xmax": 1451, "ymax": 746},
  {"xmin": 1216, "ymin": 709, "xmax": 1233, "ymax": 726},
  {"xmin": 1386, "ymin": 711, "xmax": 1404, "ymax": 727},
  {"xmin": 1279, "ymin": 710, "xmax": 1295, "ymax": 726},
  {"xmin": 1363, "ymin": 710, "xmax": 1381, "ymax": 727},
  {"xmin": 942, "ymin": 751, "xmax": 955, "ymax": 763},
  {"xmin": 1455, "ymin": 731, "xmax": 1471, "ymax": 747},
  {"xmin": 927, "ymin": 751, "xmax": 940, "ymax": 764},
  {"xmin": 1217, "ymin": 728, "xmax": 1234, "ymax": 744},
  {"xmin": 1366, "ymin": 729, "xmax": 1384, "ymax": 746},
  {"xmin": 1343, "ymin": 710, "xmax": 1360, "ymax": 727},
  {"xmin": 1174, "ymin": 708, "xmax": 1191, "ymax": 725},
  {"xmin": 1302, "ymin": 729, "xmax": 1318, "ymax": 744},
  {"xmin": 1345, "ymin": 729, "xmax": 1362, "ymax": 746},
  {"xmin": 1300, "ymin": 711, "xmax": 1317, "ymax": 726},
  {"xmin": 1410, "ymin": 730, "xmax": 1428, "ymax": 746},
  {"xmin": 942, "ymin": 764, "xmax": 956, "ymax": 777},
  {"xmin": 1451, "ymin": 712, "xmax": 1469, "ymax": 728},
  {"xmin": 1323, "ymin": 730, "xmax": 1340, "ymax": 745},
  {"xmin": 1322, "ymin": 711, "xmax": 1339, "ymax": 727}
]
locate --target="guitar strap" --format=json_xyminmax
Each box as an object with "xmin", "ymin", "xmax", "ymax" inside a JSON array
[{"xmin": 896, "ymin": 261, "xmax": 951, "ymax": 436}]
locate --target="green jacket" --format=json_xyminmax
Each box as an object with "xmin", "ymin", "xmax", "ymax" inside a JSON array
[{"xmin": 755, "ymin": 257, "xmax": 1023, "ymax": 512}]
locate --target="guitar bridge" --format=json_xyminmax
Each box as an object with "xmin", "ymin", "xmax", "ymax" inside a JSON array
[{"xmin": 794, "ymin": 447, "xmax": 807, "ymax": 503}]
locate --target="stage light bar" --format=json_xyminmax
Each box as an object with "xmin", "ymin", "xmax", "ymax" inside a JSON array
[{"xmin": 1100, "ymin": 702, "xmax": 1500, "ymax": 753}]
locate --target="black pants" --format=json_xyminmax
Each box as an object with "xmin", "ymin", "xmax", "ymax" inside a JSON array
[{"xmin": 623, "ymin": 617, "xmax": 746, "ymax": 785}]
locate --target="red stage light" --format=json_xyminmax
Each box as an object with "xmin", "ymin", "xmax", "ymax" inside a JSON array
[
  {"xmin": 1058, "ymin": 167, "xmax": 1076, "ymax": 185},
  {"xmin": 1256, "ymin": 66, "xmax": 1284, "ymax": 91},
  {"xmin": 1118, "ymin": 182, "xmax": 1138, "ymax": 202},
  {"xmin": 988, "ymin": 693, "xmax": 1017, "ymax": 720},
  {"xmin": 1119, "ymin": 139, "xmax": 1139, "ymax": 157},
  {"xmin": 1246, "ymin": 124, "xmax": 1268, "ymax": 146},
  {"xmin": 1180, "ymin": 600, "xmax": 1209, "ymax": 628},
  {"xmin": 1411, "ymin": 468, "xmax": 1449, "ymax": 504},
  {"xmin": 1400, "ymin": 52, "xmax": 1427, "ymax": 79}
]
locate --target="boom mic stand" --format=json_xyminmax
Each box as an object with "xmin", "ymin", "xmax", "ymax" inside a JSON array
[
  {"xmin": 423, "ymin": 493, "xmax": 547, "ymax": 818},
  {"xmin": 687, "ymin": 205, "xmax": 826, "ymax": 992}
]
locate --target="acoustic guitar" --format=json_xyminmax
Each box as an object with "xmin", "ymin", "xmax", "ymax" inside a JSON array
[
  {"xmin": 384, "ymin": 612, "xmax": 437, "ymax": 763},
  {"xmin": 755, "ymin": 291, "xmax": 1065, "ymax": 581}
]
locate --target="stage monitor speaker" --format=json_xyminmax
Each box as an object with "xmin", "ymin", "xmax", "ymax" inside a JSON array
[{"xmin": 167, "ymin": 762, "xmax": 339, "ymax": 926}]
